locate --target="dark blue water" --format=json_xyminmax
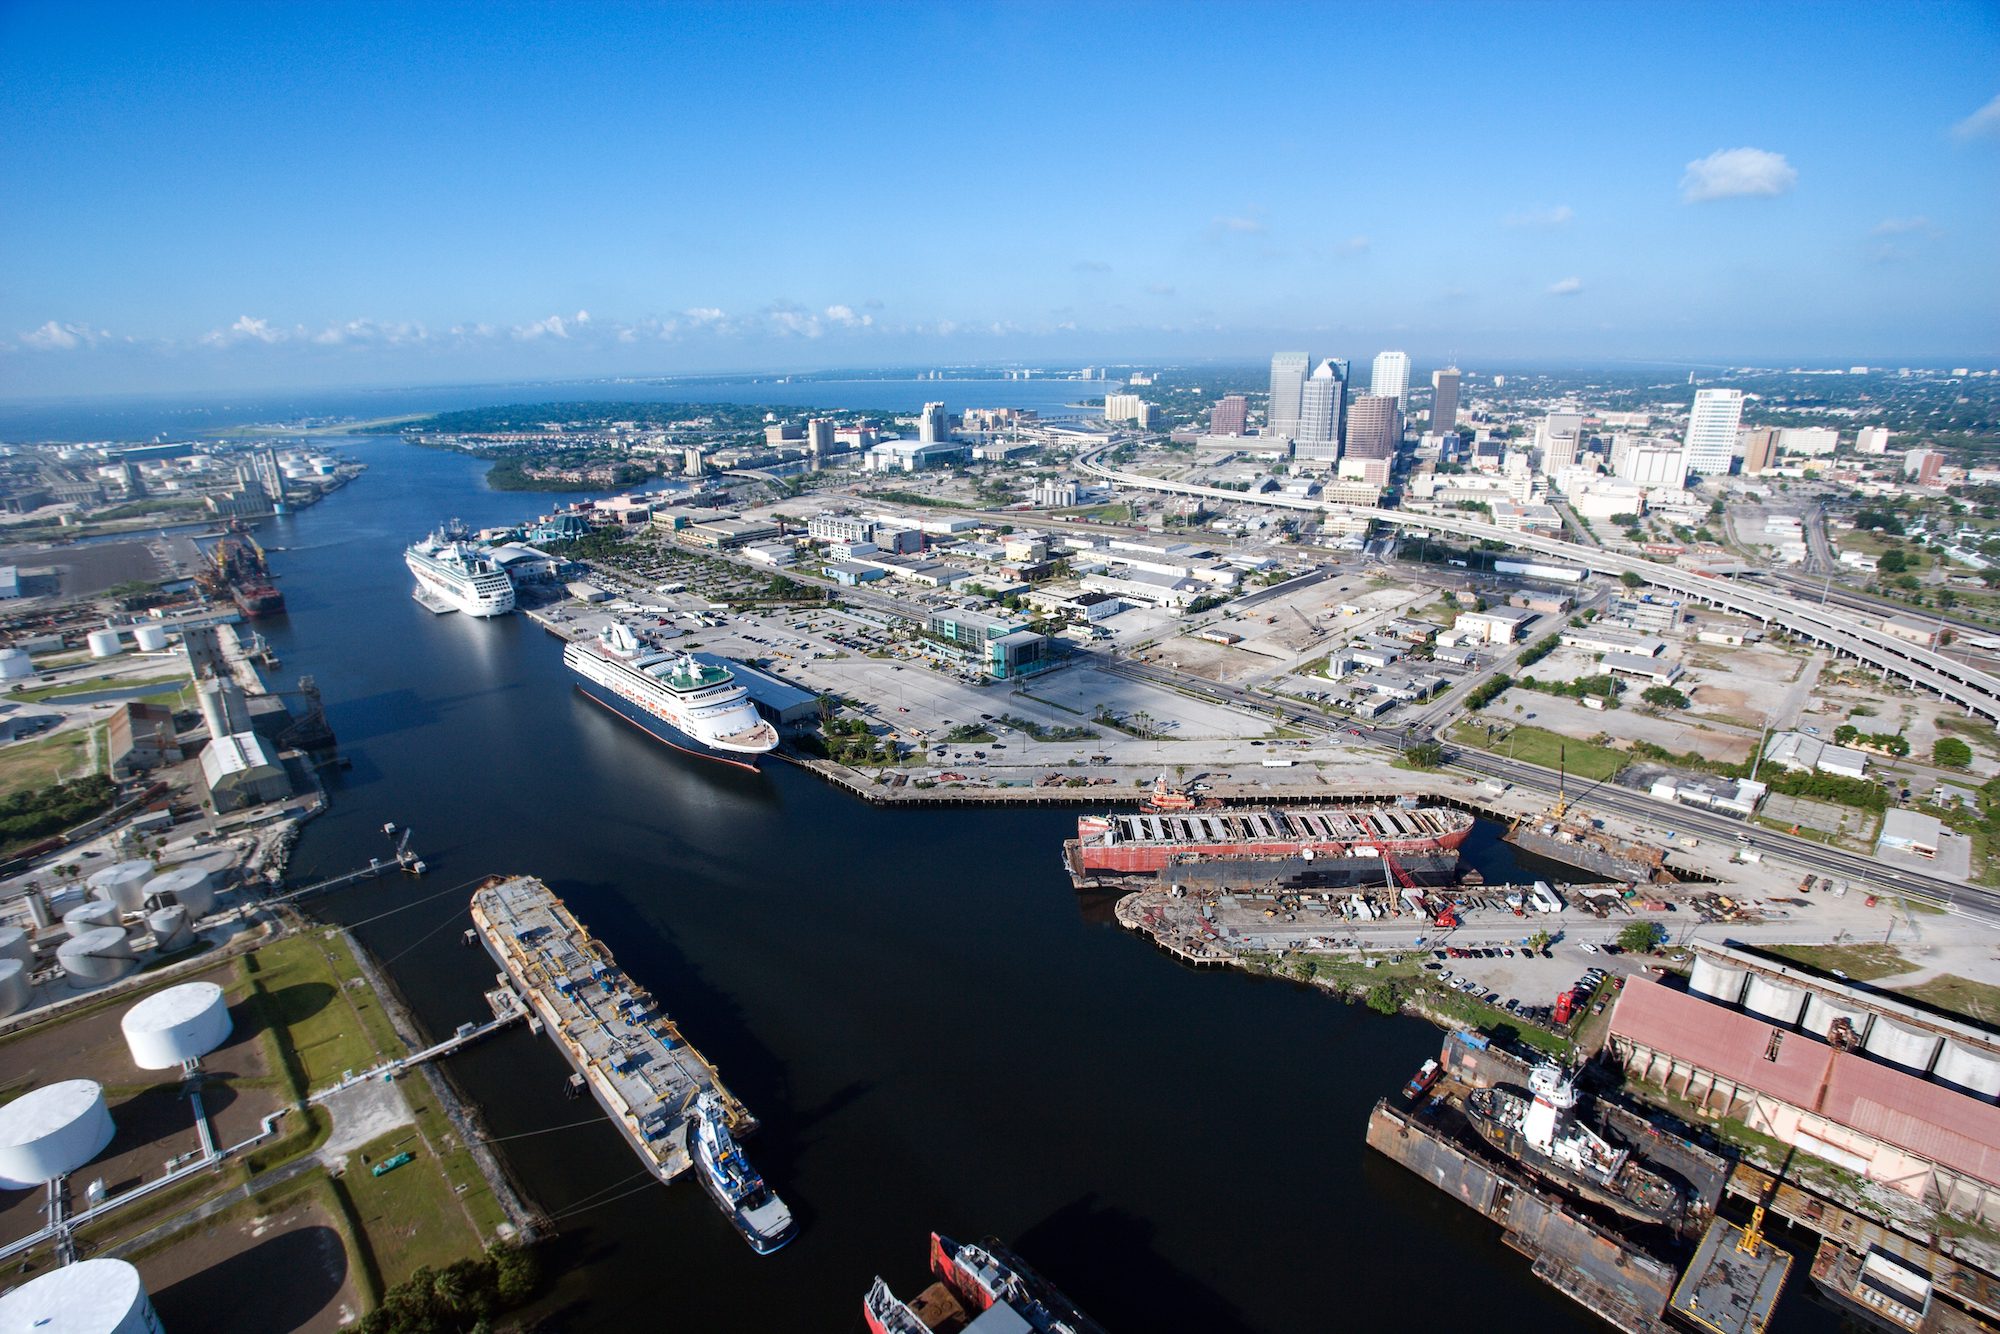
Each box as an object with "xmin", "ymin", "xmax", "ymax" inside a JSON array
[
  {"xmin": 0, "ymin": 378, "xmax": 1098, "ymax": 443},
  {"xmin": 237, "ymin": 437, "xmax": 1837, "ymax": 1331}
]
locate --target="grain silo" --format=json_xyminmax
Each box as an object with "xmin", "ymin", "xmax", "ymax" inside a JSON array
[
  {"xmin": 1688, "ymin": 956, "xmax": 1749, "ymax": 1006},
  {"xmin": 1742, "ymin": 974, "xmax": 1809, "ymax": 1027},
  {"xmin": 122, "ymin": 981, "xmax": 232, "ymax": 1069},
  {"xmin": 1862, "ymin": 1016, "xmax": 1942, "ymax": 1073},
  {"xmin": 1933, "ymin": 1041, "xmax": 2000, "ymax": 1101},
  {"xmin": 0, "ymin": 1079, "xmax": 115, "ymax": 1189}
]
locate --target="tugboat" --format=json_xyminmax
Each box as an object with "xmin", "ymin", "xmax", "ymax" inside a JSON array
[
  {"xmin": 1403, "ymin": 1058, "xmax": 1442, "ymax": 1102},
  {"xmin": 864, "ymin": 1233, "xmax": 1105, "ymax": 1334},
  {"xmin": 1466, "ymin": 1064, "xmax": 1683, "ymax": 1225},
  {"xmin": 691, "ymin": 1091, "xmax": 795, "ymax": 1253}
]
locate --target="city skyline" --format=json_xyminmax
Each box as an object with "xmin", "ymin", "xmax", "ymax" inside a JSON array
[{"xmin": 3, "ymin": 1, "xmax": 1998, "ymax": 398}]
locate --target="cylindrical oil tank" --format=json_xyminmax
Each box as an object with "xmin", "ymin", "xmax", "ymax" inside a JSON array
[
  {"xmin": 0, "ymin": 958, "xmax": 28, "ymax": 1019},
  {"xmin": 59, "ymin": 926, "xmax": 138, "ymax": 987},
  {"xmin": 1933, "ymin": 1041, "xmax": 2000, "ymax": 1101},
  {"xmin": 63, "ymin": 900, "xmax": 123, "ymax": 935},
  {"xmin": 0, "ymin": 647, "xmax": 34, "ymax": 681},
  {"xmin": 0, "ymin": 924, "xmax": 30, "ymax": 968},
  {"xmin": 1863, "ymin": 1017, "xmax": 1942, "ymax": 1072},
  {"xmin": 146, "ymin": 906, "xmax": 191, "ymax": 953},
  {"xmin": 1743, "ymin": 975, "xmax": 1808, "ymax": 1026},
  {"xmin": 26, "ymin": 888, "xmax": 55, "ymax": 930},
  {"xmin": 132, "ymin": 623, "xmax": 169, "ymax": 652},
  {"xmin": 122, "ymin": 980, "xmax": 231, "ymax": 1069},
  {"xmin": 89, "ymin": 860, "xmax": 155, "ymax": 913},
  {"xmin": 1689, "ymin": 957, "xmax": 1749, "ymax": 1005},
  {"xmin": 144, "ymin": 865, "xmax": 216, "ymax": 917},
  {"xmin": 0, "ymin": 1256, "xmax": 159, "ymax": 1333},
  {"xmin": 1803, "ymin": 993, "xmax": 1874, "ymax": 1045},
  {"xmin": 86, "ymin": 628, "xmax": 125, "ymax": 659},
  {"xmin": 0, "ymin": 1079, "xmax": 115, "ymax": 1188}
]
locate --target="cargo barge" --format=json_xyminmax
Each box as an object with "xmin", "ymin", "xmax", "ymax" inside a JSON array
[
  {"xmin": 470, "ymin": 874, "xmax": 792, "ymax": 1250},
  {"xmin": 1063, "ymin": 803, "xmax": 1473, "ymax": 883}
]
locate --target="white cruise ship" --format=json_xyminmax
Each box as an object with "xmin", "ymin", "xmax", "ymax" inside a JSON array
[
  {"xmin": 564, "ymin": 622, "xmax": 779, "ymax": 766},
  {"xmin": 404, "ymin": 534, "xmax": 516, "ymax": 617}
]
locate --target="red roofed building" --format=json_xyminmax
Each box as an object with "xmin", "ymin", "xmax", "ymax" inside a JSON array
[{"xmin": 1609, "ymin": 977, "xmax": 2000, "ymax": 1223}]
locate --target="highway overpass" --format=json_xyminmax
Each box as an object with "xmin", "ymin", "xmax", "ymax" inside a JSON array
[{"xmin": 1078, "ymin": 449, "xmax": 2000, "ymax": 721}]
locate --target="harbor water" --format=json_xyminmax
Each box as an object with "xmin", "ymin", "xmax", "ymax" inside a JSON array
[{"xmin": 253, "ymin": 436, "xmax": 1834, "ymax": 1331}]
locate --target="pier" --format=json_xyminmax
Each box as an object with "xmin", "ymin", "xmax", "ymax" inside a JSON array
[{"xmin": 271, "ymin": 821, "xmax": 427, "ymax": 900}]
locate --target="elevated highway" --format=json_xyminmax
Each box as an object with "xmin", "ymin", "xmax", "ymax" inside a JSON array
[{"xmin": 1078, "ymin": 449, "xmax": 2000, "ymax": 720}]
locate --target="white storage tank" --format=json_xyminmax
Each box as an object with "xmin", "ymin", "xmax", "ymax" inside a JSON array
[
  {"xmin": 0, "ymin": 924, "xmax": 30, "ymax": 968},
  {"xmin": 59, "ymin": 926, "xmax": 138, "ymax": 986},
  {"xmin": 122, "ymin": 980, "xmax": 232, "ymax": 1069},
  {"xmin": 144, "ymin": 865, "xmax": 216, "ymax": 917},
  {"xmin": 0, "ymin": 647, "xmax": 33, "ymax": 681},
  {"xmin": 0, "ymin": 1256, "xmax": 159, "ymax": 1334},
  {"xmin": 0, "ymin": 958, "xmax": 28, "ymax": 1019},
  {"xmin": 1863, "ymin": 1017, "xmax": 1942, "ymax": 1073},
  {"xmin": 1803, "ymin": 993, "xmax": 1874, "ymax": 1045},
  {"xmin": 1743, "ymin": 976, "xmax": 1808, "ymax": 1026},
  {"xmin": 90, "ymin": 860, "xmax": 155, "ymax": 914},
  {"xmin": 0, "ymin": 1079, "xmax": 115, "ymax": 1188},
  {"xmin": 87, "ymin": 628, "xmax": 125, "ymax": 659},
  {"xmin": 63, "ymin": 900, "xmax": 123, "ymax": 935},
  {"xmin": 147, "ymin": 905, "xmax": 192, "ymax": 953},
  {"xmin": 1689, "ymin": 957, "xmax": 1749, "ymax": 1005},
  {"xmin": 132, "ymin": 622, "xmax": 170, "ymax": 652},
  {"xmin": 1933, "ymin": 1041, "xmax": 2000, "ymax": 1101}
]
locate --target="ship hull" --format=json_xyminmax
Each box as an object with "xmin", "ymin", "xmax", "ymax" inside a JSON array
[
  {"xmin": 231, "ymin": 584, "xmax": 285, "ymax": 618},
  {"xmin": 573, "ymin": 681, "xmax": 766, "ymax": 772},
  {"xmin": 1074, "ymin": 805, "xmax": 1475, "ymax": 877},
  {"xmin": 404, "ymin": 551, "xmax": 515, "ymax": 617},
  {"xmin": 691, "ymin": 1148, "xmax": 796, "ymax": 1254},
  {"xmin": 1464, "ymin": 1100, "xmax": 1681, "ymax": 1226}
]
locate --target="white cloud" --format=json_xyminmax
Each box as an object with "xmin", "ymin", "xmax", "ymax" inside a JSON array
[
  {"xmin": 1680, "ymin": 147, "xmax": 1797, "ymax": 202},
  {"xmin": 1145, "ymin": 283, "xmax": 1176, "ymax": 297},
  {"xmin": 198, "ymin": 315, "xmax": 288, "ymax": 347},
  {"xmin": 1547, "ymin": 276, "xmax": 1583, "ymax": 296},
  {"xmin": 1503, "ymin": 204, "xmax": 1574, "ymax": 228},
  {"xmin": 20, "ymin": 320, "xmax": 101, "ymax": 350},
  {"xmin": 1210, "ymin": 215, "xmax": 1266, "ymax": 235},
  {"xmin": 824, "ymin": 304, "xmax": 872, "ymax": 328},
  {"xmin": 1870, "ymin": 216, "xmax": 1933, "ymax": 236},
  {"xmin": 1343, "ymin": 235, "xmax": 1371, "ymax": 253},
  {"xmin": 1953, "ymin": 93, "xmax": 2000, "ymax": 140},
  {"xmin": 683, "ymin": 307, "xmax": 726, "ymax": 325},
  {"xmin": 1072, "ymin": 259, "xmax": 1112, "ymax": 273},
  {"xmin": 513, "ymin": 314, "xmax": 572, "ymax": 340}
]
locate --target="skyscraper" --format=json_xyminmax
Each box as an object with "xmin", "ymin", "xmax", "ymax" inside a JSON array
[
  {"xmin": 1739, "ymin": 428, "xmax": 1777, "ymax": 476},
  {"xmin": 1536, "ymin": 409, "xmax": 1583, "ymax": 476},
  {"xmin": 1343, "ymin": 395, "xmax": 1399, "ymax": 461},
  {"xmin": 1209, "ymin": 394, "xmax": 1248, "ymax": 436},
  {"xmin": 1296, "ymin": 360, "xmax": 1344, "ymax": 460},
  {"xmin": 918, "ymin": 401, "xmax": 948, "ymax": 444},
  {"xmin": 1682, "ymin": 388, "xmax": 1744, "ymax": 475},
  {"xmin": 1266, "ymin": 352, "xmax": 1310, "ymax": 439},
  {"xmin": 1371, "ymin": 350, "xmax": 1411, "ymax": 413},
  {"xmin": 1430, "ymin": 367, "xmax": 1460, "ymax": 436}
]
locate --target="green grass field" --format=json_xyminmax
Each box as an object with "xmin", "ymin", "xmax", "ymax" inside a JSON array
[
  {"xmin": 1759, "ymin": 942, "xmax": 1914, "ymax": 981},
  {"xmin": 5, "ymin": 673, "xmax": 187, "ymax": 703},
  {"xmin": 1447, "ymin": 720, "xmax": 1627, "ymax": 781},
  {"xmin": 0, "ymin": 727, "xmax": 100, "ymax": 802},
  {"xmin": 1894, "ymin": 974, "xmax": 2000, "ymax": 1027}
]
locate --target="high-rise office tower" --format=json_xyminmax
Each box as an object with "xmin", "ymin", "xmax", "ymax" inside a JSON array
[
  {"xmin": 1371, "ymin": 350, "xmax": 1411, "ymax": 413},
  {"xmin": 1296, "ymin": 360, "xmax": 1345, "ymax": 444},
  {"xmin": 1536, "ymin": 409, "xmax": 1583, "ymax": 476},
  {"xmin": 1682, "ymin": 388, "xmax": 1744, "ymax": 475},
  {"xmin": 1343, "ymin": 395, "xmax": 1400, "ymax": 460},
  {"xmin": 918, "ymin": 401, "xmax": 948, "ymax": 444},
  {"xmin": 1266, "ymin": 352, "xmax": 1310, "ymax": 439},
  {"xmin": 1209, "ymin": 394, "xmax": 1248, "ymax": 436},
  {"xmin": 1430, "ymin": 367, "xmax": 1461, "ymax": 435},
  {"xmin": 1739, "ymin": 428, "xmax": 1777, "ymax": 476}
]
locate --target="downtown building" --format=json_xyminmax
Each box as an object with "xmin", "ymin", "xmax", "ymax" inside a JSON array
[
  {"xmin": 1343, "ymin": 394, "xmax": 1400, "ymax": 461},
  {"xmin": 1371, "ymin": 350, "xmax": 1411, "ymax": 413},
  {"xmin": 1429, "ymin": 366, "xmax": 1460, "ymax": 435},
  {"xmin": 1292, "ymin": 360, "xmax": 1346, "ymax": 468},
  {"xmin": 1682, "ymin": 388, "xmax": 1744, "ymax": 475},
  {"xmin": 1208, "ymin": 394, "xmax": 1249, "ymax": 437},
  {"xmin": 1266, "ymin": 352, "xmax": 1311, "ymax": 439}
]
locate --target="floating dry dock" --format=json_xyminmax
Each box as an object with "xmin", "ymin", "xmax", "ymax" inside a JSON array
[{"xmin": 470, "ymin": 874, "xmax": 755, "ymax": 1182}]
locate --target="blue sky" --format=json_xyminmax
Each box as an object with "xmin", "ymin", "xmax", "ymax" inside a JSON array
[{"xmin": 3, "ymin": 1, "xmax": 1997, "ymax": 396}]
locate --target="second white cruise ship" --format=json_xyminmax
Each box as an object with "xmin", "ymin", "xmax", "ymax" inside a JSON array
[
  {"xmin": 564, "ymin": 622, "xmax": 779, "ymax": 767},
  {"xmin": 404, "ymin": 534, "xmax": 517, "ymax": 617}
]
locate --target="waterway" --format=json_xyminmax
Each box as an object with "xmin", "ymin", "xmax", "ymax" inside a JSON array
[{"xmin": 248, "ymin": 435, "xmax": 1838, "ymax": 1331}]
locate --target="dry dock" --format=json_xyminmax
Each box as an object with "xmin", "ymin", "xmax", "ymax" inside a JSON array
[{"xmin": 469, "ymin": 874, "xmax": 755, "ymax": 1183}]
